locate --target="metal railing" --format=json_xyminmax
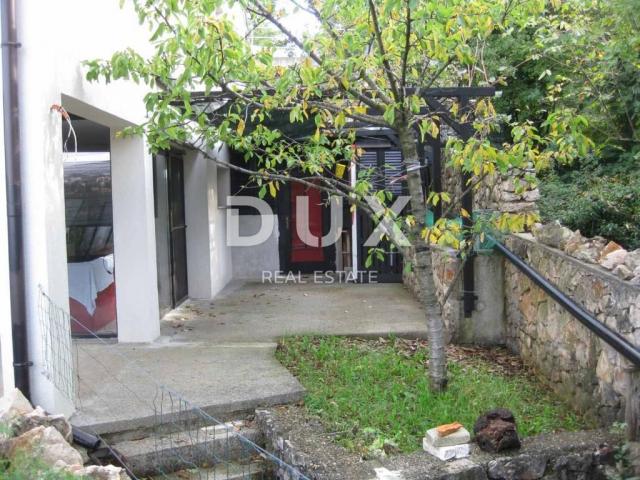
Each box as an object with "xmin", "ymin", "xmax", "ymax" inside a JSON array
[{"xmin": 491, "ymin": 238, "xmax": 640, "ymax": 367}]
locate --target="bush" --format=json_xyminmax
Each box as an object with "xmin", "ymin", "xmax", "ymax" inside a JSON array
[{"xmin": 539, "ymin": 156, "xmax": 640, "ymax": 249}]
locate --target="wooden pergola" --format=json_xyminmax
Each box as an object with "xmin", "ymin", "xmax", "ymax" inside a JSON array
[{"xmin": 186, "ymin": 85, "xmax": 496, "ymax": 316}]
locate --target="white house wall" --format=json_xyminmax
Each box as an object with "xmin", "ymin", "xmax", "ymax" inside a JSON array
[
  {"xmin": 231, "ymin": 214, "xmax": 280, "ymax": 280},
  {"xmin": 0, "ymin": 59, "xmax": 14, "ymax": 394},
  {"xmin": 184, "ymin": 146, "xmax": 233, "ymax": 299},
  {"xmin": 6, "ymin": 0, "xmax": 238, "ymax": 416},
  {"xmin": 16, "ymin": 0, "xmax": 158, "ymax": 415}
]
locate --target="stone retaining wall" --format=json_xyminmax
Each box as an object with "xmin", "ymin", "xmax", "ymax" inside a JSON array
[
  {"xmin": 504, "ymin": 234, "xmax": 640, "ymax": 423},
  {"xmin": 256, "ymin": 406, "xmax": 623, "ymax": 480},
  {"xmin": 403, "ymin": 246, "xmax": 462, "ymax": 344}
]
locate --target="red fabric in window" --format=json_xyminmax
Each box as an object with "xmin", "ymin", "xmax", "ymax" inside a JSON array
[{"xmin": 70, "ymin": 283, "xmax": 117, "ymax": 335}]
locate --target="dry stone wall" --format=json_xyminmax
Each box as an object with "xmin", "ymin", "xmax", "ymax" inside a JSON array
[
  {"xmin": 504, "ymin": 232, "xmax": 640, "ymax": 423},
  {"xmin": 257, "ymin": 406, "xmax": 626, "ymax": 480},
  {"xmin": 403, "ymin": 245, "xmax": 462, "ymax": 344},
  {"xmin": 438, "ymin": 132, "xmax": 539, "ymax": 215}
]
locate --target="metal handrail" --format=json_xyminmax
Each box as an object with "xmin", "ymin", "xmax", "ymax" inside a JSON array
[{"xmin": 491, "ymin": 237, "xmax": 640, "ymax": 367}]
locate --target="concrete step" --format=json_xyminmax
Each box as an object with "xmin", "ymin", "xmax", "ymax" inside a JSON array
[
  {"xmin": 90, "ymin": 407, "xmax": 258, "ymax": 444},
  {"xmin": 151, "ymin": 461, "xmax": 269, "ymax": 479},
  {"xmin": 109, "ymin": 421, "xmax": 264, "ymax": 477}
]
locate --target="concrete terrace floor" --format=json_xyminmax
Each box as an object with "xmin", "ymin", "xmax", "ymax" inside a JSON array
[{"xmin": 72, "ymin": 281, "xmax": 427, "ymax": 433}]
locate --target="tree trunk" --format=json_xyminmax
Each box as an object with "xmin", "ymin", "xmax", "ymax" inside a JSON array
[{"xmin": 396, "ymin": 124, "xmax": 448, "ymax": 391}]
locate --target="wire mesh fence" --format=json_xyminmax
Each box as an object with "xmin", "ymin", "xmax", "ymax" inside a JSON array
[
  {"xmin": 38, "ymin": 286, "xmax": 309, "ymax": 480},
  {"xmin": 38, "ymin": 286, "xmax": 77, "ymax": 402},
  {"xmin": 143, "ymin": 386, "xmax": 272, "ymax": 479}
]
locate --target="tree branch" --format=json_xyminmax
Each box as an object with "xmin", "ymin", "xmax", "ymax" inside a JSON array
[
  {"xmin": 367, "ymin": 0, "xmax": 401, "ymax": 102},
  {"xmin": 400, "ymin": 0, "xmax": 412, "ymax": 95},
  {"xmin": 245, "ymin": 0, "xmax": 389, "ymax": 113}
]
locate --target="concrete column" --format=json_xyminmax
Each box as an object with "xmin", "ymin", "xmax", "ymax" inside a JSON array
[
  {"xmin": 184, "ymin": 147, "xmax": 232, "ymax": 299},
  {"xmin": 212, "ymin": 162, "xmax": 232, "ymax": 295},
  {"xmin": 458, "ymin": 253, "xmax": 506, "ymax": 345},
  {"xmin": 184, "ymin": 150, "xmax": 213, "ymax": 299},
  {"xmin": 111, "ymin": 133, "xmax": 160, "ymax": 342}
]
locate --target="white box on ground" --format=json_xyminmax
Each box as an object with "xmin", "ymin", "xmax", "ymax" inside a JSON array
[
  {"xmin": 424, "ymin": 426, "xmax": 471, "ymax": 447},
  {"xmin": 423, "ymin": 438, "xmax": 470, "ymax": 461}
]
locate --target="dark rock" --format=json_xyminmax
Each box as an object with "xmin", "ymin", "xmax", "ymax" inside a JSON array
[
  {"xmin": 441, "ymin": 459, "xmax": 488, "ymax": 480},
  {"xmin": 473, "ymin": 409, "xmax": 515, "ymax": 432},
  {"xmin": 553, "ymin": 453, "xmax": 593, "ymax": 480},
  {"xmin": 473, "ymin": 409, "xmax": 521, "ymax": 453}
]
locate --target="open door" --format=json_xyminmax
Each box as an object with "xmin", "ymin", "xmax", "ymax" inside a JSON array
[{"xmin": 63, "ymin": 115, "xmax": 118, "ymax": 337}]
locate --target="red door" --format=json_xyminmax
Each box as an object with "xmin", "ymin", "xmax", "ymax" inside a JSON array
[{"xmin": 290, "ymin": 183, "xmax": 325, "ymax": 263}]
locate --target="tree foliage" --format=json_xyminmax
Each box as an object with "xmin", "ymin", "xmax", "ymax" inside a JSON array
[
  {"xmin": 489, "ymin": 0, "xmax": 639, "ymax": 157},
  {"xmin": 485, "ymin": 0, "xmax": 640, "ymax": 247}
]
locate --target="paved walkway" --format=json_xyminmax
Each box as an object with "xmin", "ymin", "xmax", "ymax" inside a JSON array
[{"xmin": 73, "ymin": 282, "xmax": 426, "ymax": 433}]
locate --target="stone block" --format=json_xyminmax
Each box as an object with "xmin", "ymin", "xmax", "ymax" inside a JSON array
[
  {"xmin": 532, "ymin": 222, "xmax": 573, "ymax": 250},
  {"xmin": 599, "ymin": 241, "xmax": 623, "ymax": 261},
  {"xmin": 600, "ymin": 249, "xmax": 628, "ymax": 270},
  {"xmin": 9, "ymin": 425, "xmax": 83, "ymax": 469},
  {"xmin": 66, "ymin": 464, "xmax": 130, "ymax": 479},
  {"xmin": 564, "ymin": 230, "xmax": 585, "ymax": 255},
  {"xmin": 624, "ymin": 250, "xmax": 640, "ymax": 271},
  {"xmin": 12, "ymin": 406, "xmax": 72, "ymax": 442},
  {"xmin": 552, "ymin": 452, "xmax": 594, "ymax": 480},
  {"xmin": 573, "ymin": 237, "xmax": 607, "ymax": 264},
  {"xmin": 422, "ymin": 437, "xmax": 470, "ymax": 461}
]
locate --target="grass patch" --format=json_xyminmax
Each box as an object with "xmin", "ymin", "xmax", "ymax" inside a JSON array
[{"xmin": 276, "ymin": 336, "xmax": 592, "ymax": 455}]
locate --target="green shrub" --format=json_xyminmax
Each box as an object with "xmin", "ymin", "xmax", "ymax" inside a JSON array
[
  {"xmin": 539, "ymin": 156, "xmax": 640, "ymax": 250},
  {"xmin": 0, "ymin": 452, "xmax": 82, "ymax": 480}
]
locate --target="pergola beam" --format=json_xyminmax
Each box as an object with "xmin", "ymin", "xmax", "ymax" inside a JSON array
[{"xmin": 178, "ymin": 86, "xmax": 497, "ymax": 107}]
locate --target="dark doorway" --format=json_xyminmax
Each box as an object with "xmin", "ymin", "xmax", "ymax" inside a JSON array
[
  {"xmin": 167, "ymin": 153, "xmax": 189, "ymax": 305},
  {"xmin": 153, "ymin": 151, "xmax": 188, "ymax": 311}
]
